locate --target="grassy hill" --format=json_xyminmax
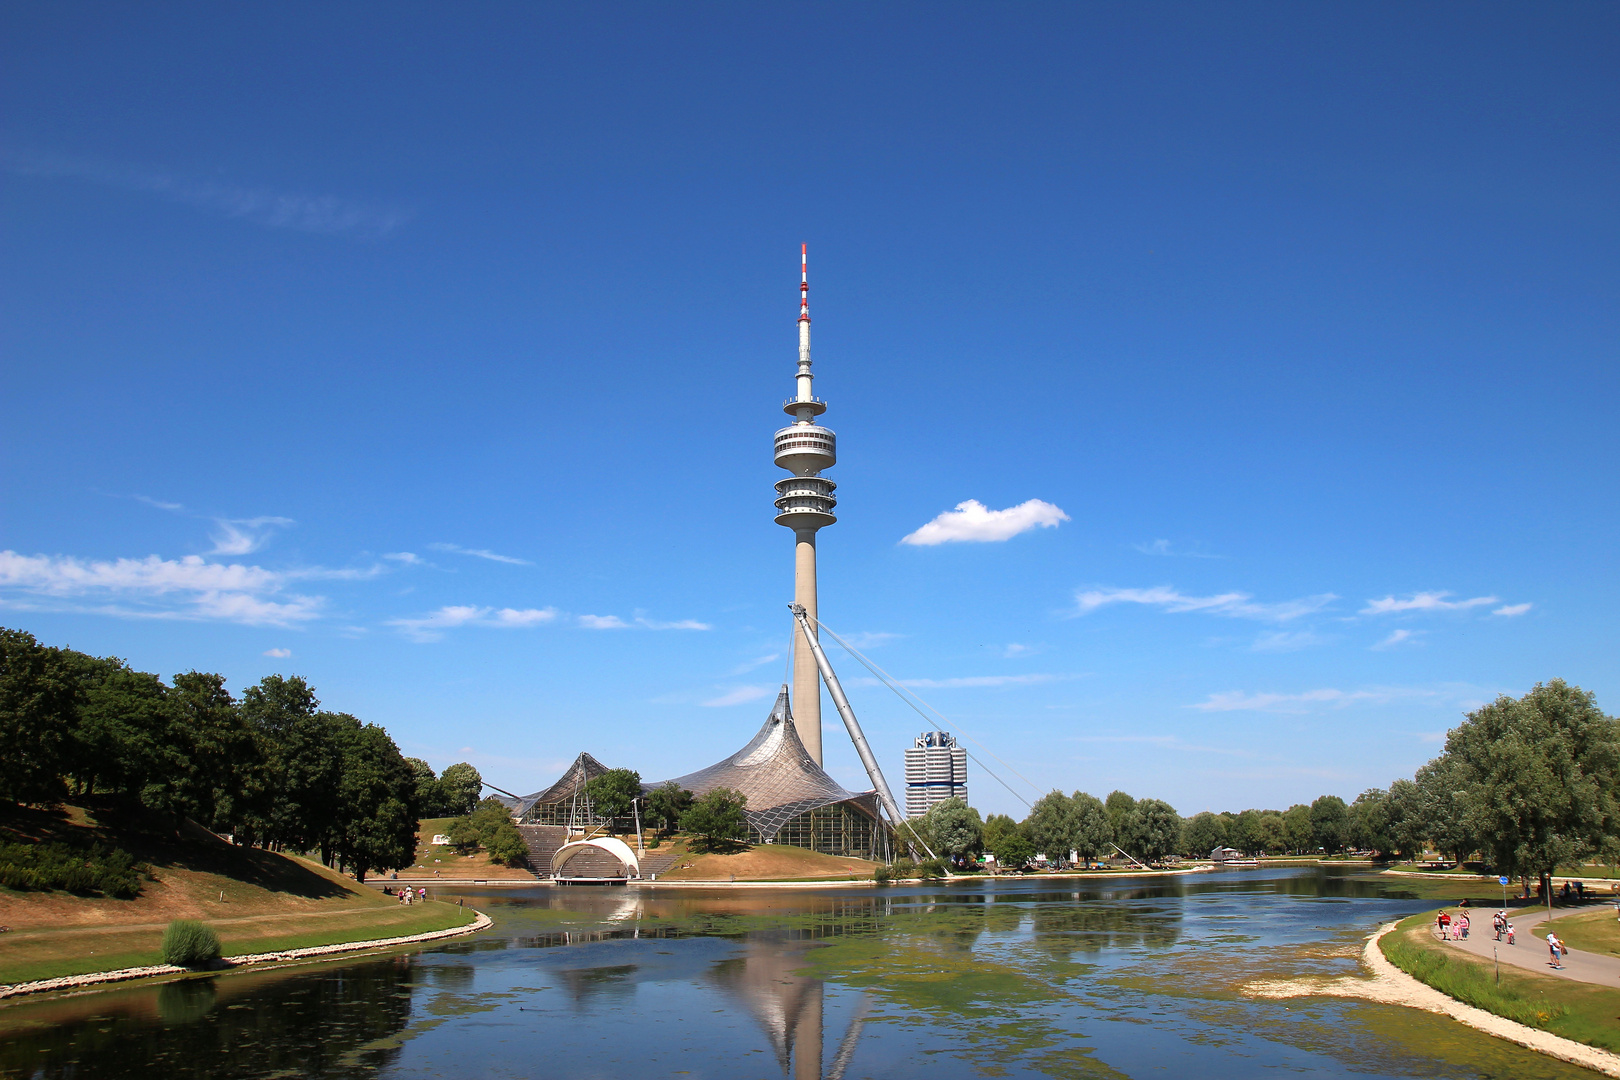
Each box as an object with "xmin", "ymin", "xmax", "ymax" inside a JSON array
[
  {"xmin": 402, "ymin": 816, "xmax": 536, "ymax": 880},
  {"xmin": 0, "ymin": 803, "xmax": 476, "ymax": 984},
  {"xmin": 659, "ymin": 843, "xmax": 878, "ymax": 881}
]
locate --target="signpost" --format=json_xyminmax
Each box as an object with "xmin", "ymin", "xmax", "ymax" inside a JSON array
[{"xmin": 1499, "ymin": 875, "xmax": 1509, "ymax": 910}]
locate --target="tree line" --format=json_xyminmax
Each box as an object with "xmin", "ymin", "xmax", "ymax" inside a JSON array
[
  {"xmin": 0, "ymin": 627, "xmax": 485, "ymax": 881},
  {"xmin": 910, "ymin": 681, "xmax": 1617, "ymax": 881}
]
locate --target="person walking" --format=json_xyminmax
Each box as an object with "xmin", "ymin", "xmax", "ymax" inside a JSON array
[
  {"xmin": 1457, "ymin": 913, "xmax": 1470, "ymax": 939},
  {"xmin": 1547, "ymin": 932, "xmax": 1565, "ymax": 969},
  {"xmin": 1436, "ymin": 911, "xmax": 1452, "ymax": 939}
]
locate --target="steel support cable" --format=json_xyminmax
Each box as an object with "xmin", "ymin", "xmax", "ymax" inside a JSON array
[
  {"xmin": 806, "ymin": 614, "xmax": 1044, "ymax": 802},
  {"xmin": 814, "ymin": 628, "xmax": 1031, "ymax": 811}
]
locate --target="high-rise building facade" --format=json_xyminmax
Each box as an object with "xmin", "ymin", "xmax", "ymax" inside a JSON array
[
  {"xmin": 904, "ymin": 731, "xmax": 968, "ymax": 817},
  {"xmin": 773, "ymin": 245, "xmax": 836, "ymax": 766}
]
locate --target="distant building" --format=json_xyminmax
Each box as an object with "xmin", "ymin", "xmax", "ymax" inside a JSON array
[{"xmin": 904, "ymin": 731, "xmax": 968, "ymax": 817}]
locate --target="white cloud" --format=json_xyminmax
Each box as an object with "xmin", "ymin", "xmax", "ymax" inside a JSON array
[
  {"xmin": 1493, "ymin": 602, "xmax": 1532, "ymax": 617},
  {"xmin": 133, "ymin": 494, "xmax": 184, "ymax": 512},
  {"xmin": 842, "ymin": 630, "xmax": 903, "ymax": 649},
  {"xmin": 1188, "ymin": 686, "xmax": 1437, "ymax": 714},
  {"xmin": 1251, "ymin": 630, "xmax": 1322, "ymax": 653},
  {"xmin": 387, "ymin": 604, "xmax": 559, "ymax": 642},
  {"xmin": 1075, "ymin": 585, "xmax": 1337, "ymax": 623},
  {"xmin": 428, "ymin": 543, "xmax": 531, "ymax": 566},
  {"xmin": 634, "ymin": 614, "xmax": 711, "ymax": 631},
  {"xmin": 0, "ymin": 550, "xmax": 323, "ymax": 627},
  {"xmin": 578, "ymin": 614, "xmax": 629, "ymax": 630},
  {"xmin": 1360, "ymin": 591, "xmax": 1499, "ymax": 615},
  {"xmin": 1003, "ymin": 643, "xmax": 1032, "ymax": 658},
  {"xmin": 1372, "ymin": 628, "xmax": 1423, "ymax": 651},
  {"xmin": 384, "ymin": 552, "xmax": 423, "ymax": 565},
  {"xmin": 263, "ymin": 648, "xmax": 292, "ymax": 658},
  {"xmin": 702, "ymin": 686, "xmax": 773, "ymax": 707},
  {"xmin": 207, "ymin": 516, "xmax": 294, "ymax": 556},
  {"xmin": 901, "ymin": 499, "xmax": 1069, "ymax": 546},
  {"xmin": 3, "ymin": 147, "xmax": 411, "ymax": 238}
]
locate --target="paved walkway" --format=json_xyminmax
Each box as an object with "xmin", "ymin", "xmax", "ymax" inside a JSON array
[{"xmin": 1438, "ymin": 902, "xmax": 1620, "ymax": 986}]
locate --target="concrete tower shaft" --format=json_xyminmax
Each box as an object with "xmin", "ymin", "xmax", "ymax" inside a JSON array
[{"xmin": 775, "ymin": 245, "xmax": 835, "ymax": 766}]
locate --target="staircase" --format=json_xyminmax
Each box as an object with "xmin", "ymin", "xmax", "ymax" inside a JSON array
[
  {"xmin": 517, "ymin": 825, "xmax": 569, "ymax": 877},
  {"xmin": 637, "ymin": 849, "xmax": 681, "ymax": 877}
]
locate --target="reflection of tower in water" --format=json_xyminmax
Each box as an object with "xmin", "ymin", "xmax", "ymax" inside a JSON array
[{"xmin": 707, "ymin": 945, "xmax": 869, "ymax": 1080}]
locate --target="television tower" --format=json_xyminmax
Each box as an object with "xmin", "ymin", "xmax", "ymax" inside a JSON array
[{"xmin": 773, "ymin": 245, "xmax": 836, "ymax": 766}]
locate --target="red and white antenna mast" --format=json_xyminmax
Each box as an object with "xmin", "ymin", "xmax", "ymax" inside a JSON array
[{"xmin": 799, "ymin": 243, "xmax": 810, "ymax": 323}]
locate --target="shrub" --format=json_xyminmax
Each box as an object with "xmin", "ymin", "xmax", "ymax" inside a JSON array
[
  {"xmin": 890, "ymin": 858, "xmax": 917, "ymax": 880},
  {"xmin": 484, "ymin": 821, "xmax": 529, "ymax": 866},
  {"xmin": 646, "ymin": 834, "xmax": 660, "ymax": 850},
  {"xmin": 162, "ymin": 920, "xmax": 222, "ymax": 967},
  {"xmin": 917, "ymin": 858, "xmax": 946, "ymax": 879},
  {"xmin": 872, "ymin": 865, "xmax": 893, "ymax": 884},
  {"xmin": 0, "ymin": 841, "xmax": 143, "ymax": 898}
]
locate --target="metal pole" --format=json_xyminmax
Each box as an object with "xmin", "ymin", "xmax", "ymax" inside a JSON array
[
  {"xmin": 633, "ymin": 798, "xmax": 644, "ymax": 858},
  {"xmin": 790, "ymin": 604, "xmax": 931, "ymax": 860}
]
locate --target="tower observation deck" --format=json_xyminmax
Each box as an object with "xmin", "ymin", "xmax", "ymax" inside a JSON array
[{"xmin": 776, "ymin": 245, "xmax": 836, "ymax": 766}]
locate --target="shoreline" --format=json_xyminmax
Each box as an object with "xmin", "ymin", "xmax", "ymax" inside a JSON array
[
  {"xmin": 378, "ymin": 866, "xmax": 1216, "ymax": 889},
  {"xmin": 0, "ymin": 910, "xmax": 492, "ymax": 1003},
  {"xmin": 1246, "ymin": 922, "xmax": 1620, "ymax": 1077}
]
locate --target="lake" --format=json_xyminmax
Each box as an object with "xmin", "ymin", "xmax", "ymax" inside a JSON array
[{"xmin": 0, "ymin": 866, "xmax": 1591, "ymax": 1079}]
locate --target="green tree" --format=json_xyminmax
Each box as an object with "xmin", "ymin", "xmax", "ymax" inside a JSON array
[
  {"xmin": 1128, "ymin": 798, "xmax": 1182, "ymax": 862},
  {"xmin": 681, "ymin": 787, "xmax": 749, "ymax": 853},
  {"xmin": 1345, "ymin": 788, "xmax": 1392, "ymax": 856},
  {"xmin": 437, "ymin": 762, "xmax": 483, "ymax": 816},
  {"xmin": 1281, "ymin": 804, "xmax": 1314, "ymax": 854},
  {"xmin": 62, "ymin": 652, "xmax": 174, "ymax": 804},
  {"xmin": 583, "ymin": 768, "xmax": 643, "ymax": 823},
  {"xmin": 0, "ymin": 628, "xmax": 78, "ymax": 805},
  {"xmin": 1415, "ymin": 755, "xmax": 1477, "ymax": 863},
  {"xmin": 1255, "ymin": 811, "xmax": 1287, "ymax": 854},
  {"xmin": 166, "ymin": 671, "xmax": 259, "ymax": 834},
  {"xmin": 989, "ymin": 832, "xmax": 1034, "ymax": 871},
  {"xmin": 646, "ymin": 782, "xmax": 694, "ymax": 832},
  {"xmin": 1310, "ymin": 794, "xmax": 1349, "ymax": 854},
  {"xmin": 405, "ymin": 758, "xmax": 441, "ymax": 817},
  {"xmin": 1023, "ymin": 790, "xmax": 1077, "ymax": 862},
  {"xmin": 1228, "ymin": 809, "xmax": 1262, "ymax": 855},
  {"xmin": 1446, "ymin": 680, "xmax": 1620, "ymax": 890},
  {"xmin": 920, "ymin": 797, "xmax": 983, "ymax": 863},
  {"xmin": 982, "ymin": 812, "xmax": 1022, "ymax": 854},
  {"xmin": 1070, "ymin": 792, "xmax": 1114, "ymax": 863},
  {"xmin": 1181, "ymin": 811, "xmax": 1228, "ymax": 857},
  {"xmin": 1105, "ymin": 790, "xmax": 1136, "ymax": 834},
  {"xmin": 332, "ymin": 719, "xmax": 419, "ymax": 881},
  {"xmin": 239, "ymin": 674, "xmax": 335, "ymax": 853},
  {"xmin": 1384, "ymin": 778, "xmax": 1424, "ymax": 859}
]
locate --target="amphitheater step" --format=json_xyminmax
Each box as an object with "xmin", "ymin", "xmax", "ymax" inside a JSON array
[{"xmin": 516, "ymin": 825, "xmax": 570, "ymax": 876}]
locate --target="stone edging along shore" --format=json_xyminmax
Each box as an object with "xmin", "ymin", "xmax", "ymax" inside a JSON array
[
  {"xmin": 1245, "ymin": 922, "xmax": 1620, "ymax": 1078},
  {"xmin": 0, "ymin": 910, "xmax": 493, "ymax": 1002}
]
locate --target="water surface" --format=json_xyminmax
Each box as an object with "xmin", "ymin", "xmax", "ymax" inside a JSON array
[{"xmin": 0, "ymin": 867, "xmax": 1590, "ymax": 1079}]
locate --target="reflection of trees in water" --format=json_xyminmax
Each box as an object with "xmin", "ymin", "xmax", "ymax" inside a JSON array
[
  {"xmin": 0, "ymin": 956, "xmax": 417, "ymax": 1079},
  {"xmin": 555, "ymin": 963, "xmax": 638, "ymax": 1008},
  {"xmin": 1030, "ymin": 901, "xmax": 1182, "ymax": 952}
]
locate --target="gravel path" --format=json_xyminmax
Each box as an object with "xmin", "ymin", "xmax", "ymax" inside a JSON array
[
  {"xmin": 1437, "ymin": 903, "xmax": 1620, "ymax": 986},
  {"xmin": 1246, "ymin": 922, "xmax": 1620, "ymax": 1078},
  {"xmin": 0, "ymin": 910, "xmax": 492, "ymax": 1001}
]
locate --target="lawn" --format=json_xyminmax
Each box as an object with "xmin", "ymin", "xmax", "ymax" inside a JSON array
[
  {"xmin": 1538, "ymin": 905, "xmax": 1620, "ymax": 958},
  {"xmin": 0, "ymin": 900, "xmax": 476, "ymax": 985},
  {"xmin": 661, "ymin": 844, "xmax": 878, "ymax": 881},
  {"xmin": 1380, "ymin": 909, "xmax": 1620, "ymax": 1052},
  {"xmin": 400, "ymin": 816, "xmax": 534, "ymax": 880}
]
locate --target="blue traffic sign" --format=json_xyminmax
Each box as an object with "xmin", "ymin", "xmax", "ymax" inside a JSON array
[{"xmin": 1499, "ymin": 876, "xmax": 1509, "ymax": 885}]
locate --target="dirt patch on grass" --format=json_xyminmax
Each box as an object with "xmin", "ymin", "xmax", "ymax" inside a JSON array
[
  {"xmin": 660, "ymin": 844, "xmax": 877, "ymax": 881},
  {"xmin": 0, "ymin": 803, "xmax": 383, "ymax": 931}
]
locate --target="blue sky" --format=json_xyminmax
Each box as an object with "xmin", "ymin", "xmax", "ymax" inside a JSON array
[{"xmin": 2, "ymin": 3, "xmax": 1616, "ymax": 818}]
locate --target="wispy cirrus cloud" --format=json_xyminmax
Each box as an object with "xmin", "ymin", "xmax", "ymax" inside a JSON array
[
  {"xmin": 728, "ymin": 653, "xmax": 781, "ymax": 676},
  {"xmin": 0, "ymin": 550, "xmax": 325, "ymax": 627},
  {"xmin": 1134, "ymin": 539, "xmax": 1222, "ymax": 558},
  {"xmin": 388, "ymin": 604, "xmax": 558, "ymax": 642},
  {"xmin": 133, "ymin": 494, "xmax": 185, "ymax": 512},
  {"xmin": 578, "ymin": 612, "xmax": 710, "ymax": 631},
  {"xmin": 1372, "ymin": 628, "xmax": 1423, "ymax": 651},
  {"xmin": 428, "ymin": 543, "xmax": 531, "ymax": 566},
  {"xmin": 1251, "ymin": 630, "xmax": 1322, "ymax": 653},
  {"xmin": 264, "ymin": 648, "xmax": 292, "ymax": 658},
  {"xmin": 207, "ymin": 516, "xmax": 295, "ymax": 556},
  {"xmin": 702, "ymin": 686, "xmax": 774, "ymax": 707},
  {"xmin": 1188, "ymin": 685, "xmax": 1438, "ymax": 714},
  {"xmin": 384, "ymin": 552, "xmax": 425, "ymax": 565},
  {"xmin": 1493, "ymin": 603, "xmax": 1532, "ymax": 617},
  {"xmin": 634, "ymin": 613, "xmax": 711, "ymax": 631},
  {"xmin": 4, "ymin": 147, "xmax": 411, "ymax": 238},
  {"xmin": 1360, "ymin": 591, "xmax": 1499, "ymax": 615},
  {"xmin": 1075, "ymin": 585, "xmax": 1337, "ymax": 623},
  {"xmin": 901, "ymin": 499, "xmax": 1069, "ymax": 545},
  {"xmin": 578, "ymin": 614, "xmax": 629, "ymax": 630}
]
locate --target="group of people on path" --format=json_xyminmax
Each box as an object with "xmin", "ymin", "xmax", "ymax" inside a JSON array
[
  {"xmin": 383, "ymin": 885, "xmax": 429, "ymax": 904},
  {"xmin": 1491, "ymin": 910, "xmax": 1515, "ymax": 943},
  {"xmin": 1435, "ymin": 910, "xmax": 1470, "ymax": 940}
]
